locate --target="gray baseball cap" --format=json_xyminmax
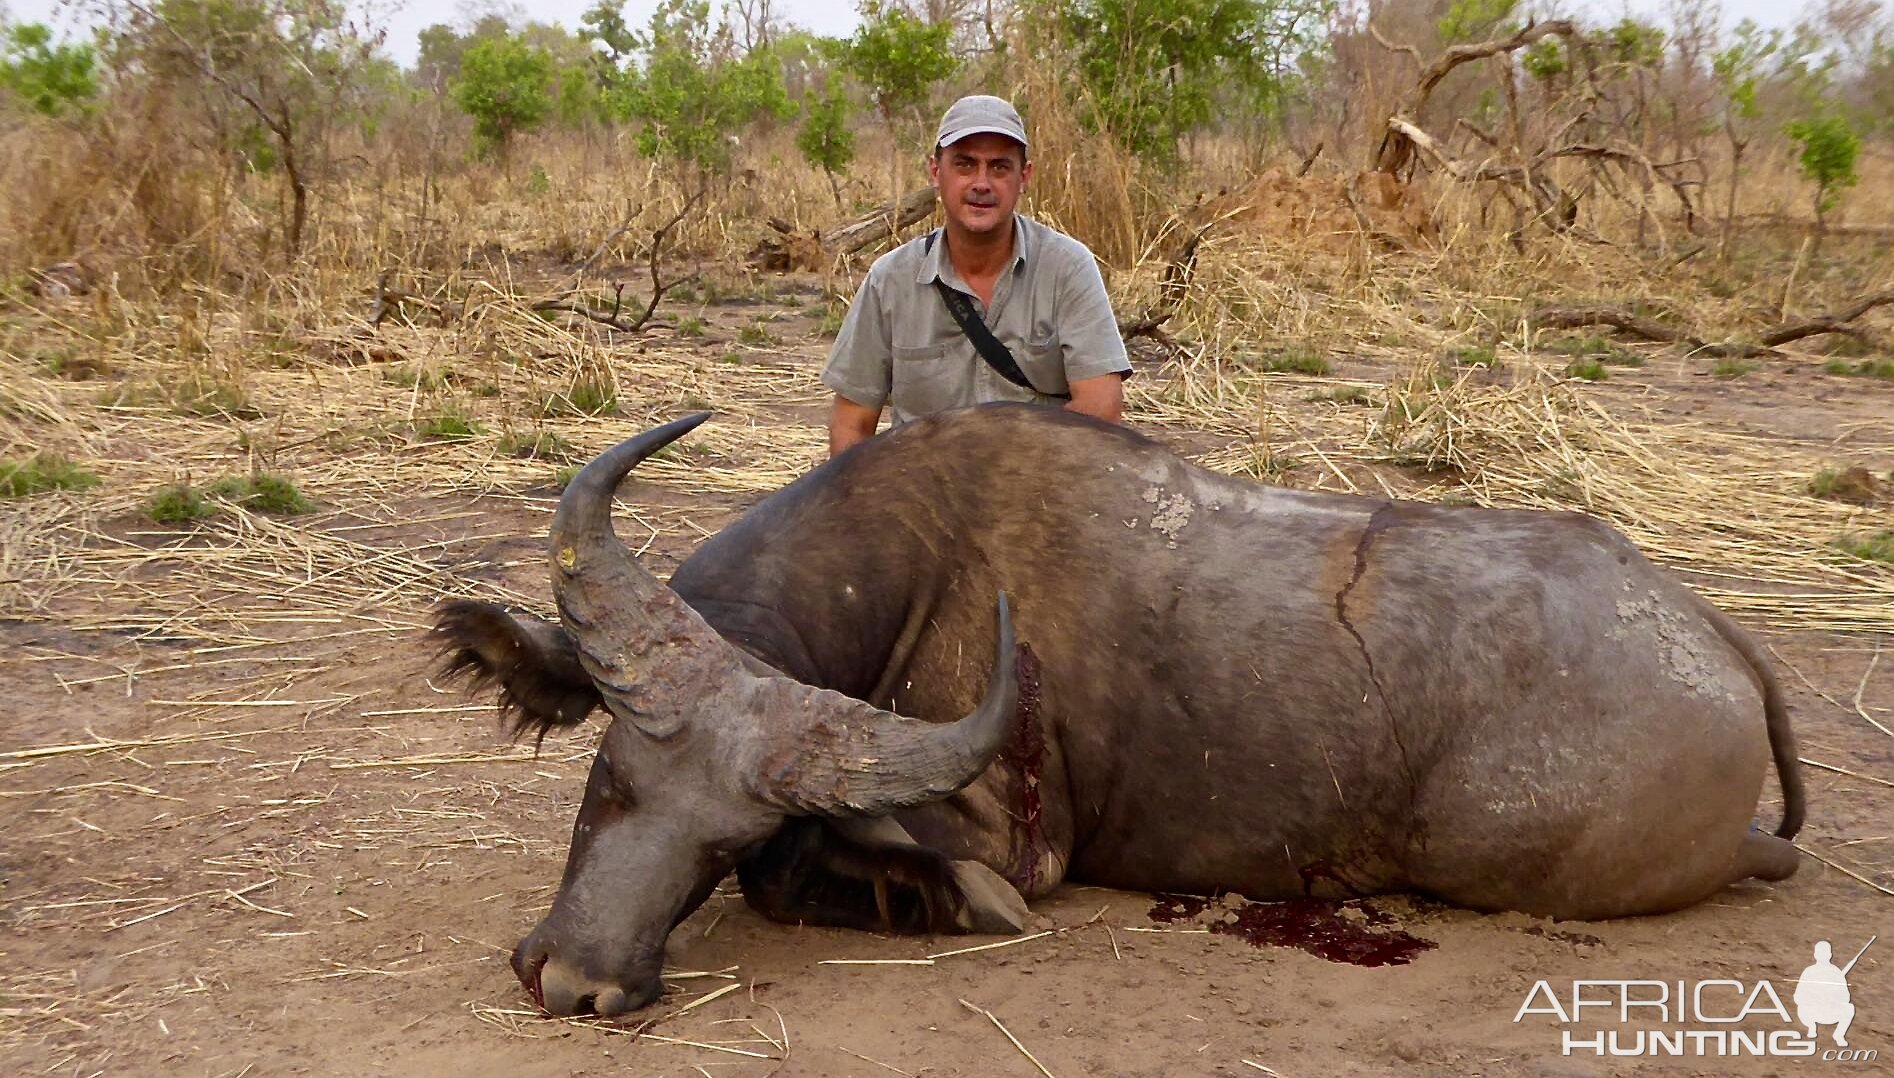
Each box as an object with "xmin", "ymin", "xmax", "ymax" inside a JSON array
[{"xmin": 935, "ymin": 95, "xmax": 1029, "ymax": 152}]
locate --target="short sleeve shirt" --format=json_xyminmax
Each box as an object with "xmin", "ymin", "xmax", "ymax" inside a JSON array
[{"xmin": 820, "ymin": 214, "xmax": 1132, "ymax": 426}]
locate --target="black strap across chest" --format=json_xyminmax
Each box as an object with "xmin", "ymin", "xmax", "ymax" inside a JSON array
[{"xmin": 923, "ymin": 230, "xmax": 1067, "ymax": 400}]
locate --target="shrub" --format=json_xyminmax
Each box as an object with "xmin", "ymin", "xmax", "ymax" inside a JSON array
[
  {"xmin": 1786, "ymin": 114, "xmax": 1861, "ymax": 232},
  {"xmin": 208, "ymin": 473, "xmax": 313, "ymax": 514},
  {"xmin": 1833, "ymin": 530, "xmax": 1894, "ymax": 564},
  {"xmin": 147, "ymin": 484, "xmax": 214, "ymax": 523},
  {"xmin": 0, "ymin": 453, "xmax": 100, "ymax": 497}
]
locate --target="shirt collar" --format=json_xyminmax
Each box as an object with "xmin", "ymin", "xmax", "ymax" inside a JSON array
[{"xmin": 917, "ymin": 214, "xmax": 1031, "ymax": 286}]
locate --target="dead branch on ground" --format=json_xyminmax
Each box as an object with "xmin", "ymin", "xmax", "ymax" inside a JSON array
[
  {"xmin": 1532, "ymin": 290, "xmax": 1894, "ymax": 357},
  {"xmin": 534, "ymin": 187, "xmax": 704, "ymax": 333},
  {"xmin": 1117, "ymin": 227, "xmax": 1210, "ymax": 354},
  {"xmin": 749, "ymin": 187, "xmax": 939, "ymax": 272},
  {"xmin": 367, "ymin": 272, "xmax": 446, "ymax": 327},
  {"xmin": 1759, "ymin": 290, "xmax": 1894, "ymax": 348}
]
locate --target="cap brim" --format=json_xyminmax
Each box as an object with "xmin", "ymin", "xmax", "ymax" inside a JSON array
[{"xmin": 937, "ymin": 125, "xmax": 1029, "ymax": 150}]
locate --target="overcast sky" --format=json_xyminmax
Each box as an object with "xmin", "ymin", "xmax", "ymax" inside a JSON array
[{"xmin": 8, "ymin": 0, "xmax": 1826, "ymax": 66}]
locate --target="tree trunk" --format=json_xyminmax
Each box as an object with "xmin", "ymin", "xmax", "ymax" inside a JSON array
[
  {"xmin": 277, "ymin": 117, "xmax": 306, "ymax": 260},
  {"xmin": 1720, "ymin": 129, "xmax": 1743, "ymax": 269}
]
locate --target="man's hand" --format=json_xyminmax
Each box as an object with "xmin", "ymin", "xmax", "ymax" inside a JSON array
[
  {"xmin": 828, "ymin": 394, "xmax": 883, "ymax": 457},
  {"xmin": 1064, "ymin": 373, "xmax": 1125, "ymax": 424}
]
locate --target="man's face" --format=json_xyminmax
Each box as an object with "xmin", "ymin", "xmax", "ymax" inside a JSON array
[{"xmin": 928, "ymin": 133, "xmax": 1031, "ymax": 239}]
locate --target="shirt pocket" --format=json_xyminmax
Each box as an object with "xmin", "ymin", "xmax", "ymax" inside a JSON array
[
  {"xmin": 891, "ymin": 342, "xmax": 963, "ymax": 420},
  {"xmin": 1019, "ymin": 333, "xmax": 1067, "ymax": 397}
]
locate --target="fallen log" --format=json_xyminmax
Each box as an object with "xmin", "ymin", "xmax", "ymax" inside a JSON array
[
  {"xmin": 1759, "ymin": 290, "xmax": 1894, "ymax": 347},
  {"xmin": 749, "ymin": 186, "xmax": 941, "ymax": 272},
  {"xmin": 1529, "ymin": 305, "xmax": 1770, "ymax": 358}
]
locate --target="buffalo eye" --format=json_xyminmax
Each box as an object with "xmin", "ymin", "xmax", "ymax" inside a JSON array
[{"xmin": 595, "ymin": 752, "xmax": 635, "ymax": 805}]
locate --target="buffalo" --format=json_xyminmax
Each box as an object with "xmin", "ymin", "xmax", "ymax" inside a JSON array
[{"xmin": 433, "ymin": 404, "xmax": 1805, "ymax": 1017}]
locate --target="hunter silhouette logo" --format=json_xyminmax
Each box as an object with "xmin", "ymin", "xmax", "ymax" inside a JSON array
[
  {"xmin": 1513, "ymin": 935, "xmax": 1878, "ymax": 1061},
  {"xmin": 1796, "ymin": 937, "xmax": 1873, "ymax": 1047}
]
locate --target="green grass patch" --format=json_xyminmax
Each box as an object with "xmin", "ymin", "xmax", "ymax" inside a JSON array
[
  {"xmin": 174, "ymin": 375, "xmax": 261, "ymax": 419},
  {"xmin": 1446, "ymin": 345, "xmax": 1500, "ymax": 368},
  {"xmin": 0, "ymin": 453, "xmax": 100, "ymax": 498},
  {"xmin": 1824, "ymin": 358, "xmax": 1894, "ymax": 379},
  {"xmin": 1306, "ymin": 385, "xmax": 1371, "ymax": 405},
  {"xmin": 38, "ymin": 348, "xmax": 114, "ymax": 381},
  {"xmin": 816, "ymin": 305, "xmax": 847, "ymax": 338},
  {"xmin": 1256, "ymin": 346, "xmax": 1330, "ymax": 375},
  {"xmin": 383, "ymin": 365, "xmax": 453, "ymax": 390},
  {"xmin": 498, "ymin": 430, "xmax": 573, "ymax": 460},
  {"xmin": 208, "ymin": 473, "xmax": 313, "ymax": 514},
  {"xmin": 1808, "ymin": 466, "xmax": 1882, "ymax": 505},
  {"xmin": 1545, "ymin": 334, "xmax": 1643, "ymax": 368},
  {"xmin": 720, "ymin": 351, "xmax": 741, "ymax": 365},
  {"xmin": 676, "ymin": 317, "xmax": 706, "ymax": 338},
  {"xmin": 1711, "ymin": 358, "xmax": 1757, "ymax": 379},
  {"xmin": 1563, "ymin": 358, "xmax": 1609, "ymax": 381},
  {"xmin": 1833, "ymin": 530, "xmax": 1894, "ymax": 564},
  {"xmin": 737, "ymin": 323, "xmax": 774, "ymax": 346},
  {"xmin": 415, "ymin": 407, "xmax": 484, "ymax": 441},
  {"xmin": 553, "ymin": 464, "xmax": 581, "ymax": 490},
  {"xmin": 146, "ymin": 484, "xmax": 215, "ymax": 524},
  {"xmin": 98, "ymin": 382, "xmax": 160, "ymax": 409},
  {"xmin": 541, "ymin": 374, "xmax": 618, "ymax": 417}
]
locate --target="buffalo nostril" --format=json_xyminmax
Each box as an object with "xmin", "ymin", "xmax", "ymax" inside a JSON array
[
  {"xmin": 512, "ymin": 945, "xmax": 549, "ymax": 1008},
  {"xmin": 592, "ymin": 986, "xmax": 629, "ymax": 1017},
  {"xmin": 573, "ymin": 992, "xmax": 598, "ymax": 1016}
]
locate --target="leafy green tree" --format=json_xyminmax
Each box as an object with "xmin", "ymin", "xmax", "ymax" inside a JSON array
[
  {"xmin": 416, "ymin": 15, "xmax": 509, "ymax": 92},
  {"xmin": 1786, "ymin": 113, "xmax": 1861, "ymax": 242},
  {"xmin": 1711, "ymin": 22, "xmax": 1777, "ymax": 265},
  {"xmin": 1436, "ymin": 0, "xmax": 1517, "ymax": 45},
  {"xmin": 451, "ymin": 32, "xmax": 554, "ymax": 154},
  {"xmin": 842, "ymin": 0, "xmax": 956, "ymax": 196},
  {"xmin": 1045, "ymin": 0, "xmax": 1327, "ymax": 163},
  {"xmin": 111, "ymin": 0, "xmax": 380, "ymax": 259},
  {"xmin": 591, "ymin": 0, "xmax": 794, "ymax": 178},
  {"xmin": 0, "ymin": 23, "xmax": 99, "ymax": 117},
  {"xmin": 797, "ymin": 81, "xmax": 855, "ymax": 207},
  {"xmin": 1603, "ymin": 17, "xmax": 1666, "ymax": 68}
]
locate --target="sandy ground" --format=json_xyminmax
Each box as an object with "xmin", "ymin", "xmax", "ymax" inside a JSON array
[{"xmin": 3, "ymin": 299, "xmax": 1891, "ymax": 1078}]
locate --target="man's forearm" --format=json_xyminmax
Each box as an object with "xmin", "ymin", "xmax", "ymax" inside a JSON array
[
  {"xmin": 828, "ymin": 395, "xmax": 883, "ymax": 457},
  {"xmin": 1064, "ymin": 373, "xmax": 1125, "ymax": 424}
]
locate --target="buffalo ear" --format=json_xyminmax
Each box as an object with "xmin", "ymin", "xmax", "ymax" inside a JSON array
[{"xmin": 429, "ymin": 601, "xmax": 601, "ymax": 745}]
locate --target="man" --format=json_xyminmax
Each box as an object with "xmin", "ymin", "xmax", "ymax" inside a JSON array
[{"xmin": 822, "ymin": 94, "xmax": 1131, "ymax": 457}]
